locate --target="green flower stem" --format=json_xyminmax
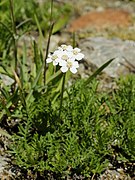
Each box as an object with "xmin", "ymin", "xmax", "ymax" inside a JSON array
[
  {"xmin": 72, "ymin": 32, "xmax": 76, "ymax": 48},
  {"xmin": 59, "ymin": 73, "xmax": 66, "ymax": 119},
  {"xmin": 9, "ymin": 0, "xmax": 18, "ymax": 74},
  {"xmin": 44, "ymin": 0, "xmax": 54, "ymax": 85},
  {"xmin": 43, "ymin": 22, "xmax": 54, "ymax": 85}
]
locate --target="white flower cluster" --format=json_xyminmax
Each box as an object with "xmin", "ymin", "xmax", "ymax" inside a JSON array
[{"xmin": 46, "ymin": 44, "xmax": 84, "ymax": 74}]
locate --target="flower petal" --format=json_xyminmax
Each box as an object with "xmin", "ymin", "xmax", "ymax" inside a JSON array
[
  {"xmin": 46, "ymin": 58, "xmax": 52, "ymax": 63},
  {"xmin": 60, "ymin": 66, "xmax": 68, "ymax": 73},
  {"xmin": 53, "ymin": 61, "xmax": 58, "ymax": 66},
  {"xmin": 59, "ymin": 60, "xmax": 67, "ymax": 66},
  {"xmin": 73, "ymin": 47, "xmax": 81, "ymax": 53},
  {"xmin": 70, "ymin": 67, "xmax": 77, "ymax": 74},
  {"xmin": 75, "ymin": 53, "xmax": 84, "ymax": 60},
  {"xmin": 72, "ymin": 61, "xmax": 79, "ymax": 68}
]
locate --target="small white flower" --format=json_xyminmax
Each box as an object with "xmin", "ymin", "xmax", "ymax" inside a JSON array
[
  {"xmin": 60, "ymin": 59, "xmax": 79, "ymax": 74},
  {"xmin": 59, "ymin": 50, "xmax": 75, "ymax": 66},
  {"xmin": 46, "ymin": 50, "xmax": 61, "ymax": 66},
  {"xmin": 46, "ymin": 44, "xmax": 84, "ymax": 74},
  {"xmin": 58, "ymin": 44, "xmax": 73, "ymax": 52},
  {"xmin": 72, "ymin": 47, "xmax": 84, "ymax": 60}
]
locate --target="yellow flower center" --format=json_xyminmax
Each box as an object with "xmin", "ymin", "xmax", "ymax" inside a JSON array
[
  {"xmin": 61, "ymin": 45, "xmax": 67, "ymax": 50},
  {"xmin": 62, "ymin": 55, "xmax": 68, "ymax": 61},
  {"xmin": 73, "ymin": 50, "xmax": 78, "ymax": 55},
  {"xmin": 67, "ymin": 61, "xmax": 72, "ymax": 68},
  {"xmin": 52, "ymin": 55, "xmax": 58, "ymax": 60}
]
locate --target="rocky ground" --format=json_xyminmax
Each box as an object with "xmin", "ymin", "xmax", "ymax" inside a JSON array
[{"xmin": 0, "ymin": 0, "xmax": 135, "ymax": 179}]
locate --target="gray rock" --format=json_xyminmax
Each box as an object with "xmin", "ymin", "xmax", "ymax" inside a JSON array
[
  {"xmin": 99, "ymin": 169, "xmax": 131, "ymax": 180},
  {"xmin": 0, "ymin": 156, "xmax": 8, "ymax": 173},
  {"xmin": 79, "ymin": 37, "xmax": 135, "ymax": 78},
  {"xmin": 0, "ymin": 74, "xmax": 15, "ymax": 86}
]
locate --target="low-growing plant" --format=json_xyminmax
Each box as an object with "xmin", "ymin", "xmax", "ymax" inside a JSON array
[
  {"xmin": 107, "ymin": 75, "xmax": 135, "ymax": 161},
  {"xmin": 0, "ymin": 0, "xmax": 135, "ymax": 179},
  {"xmin": 10, "ymin": 75, "xmax": 135, "ymax": 178}
]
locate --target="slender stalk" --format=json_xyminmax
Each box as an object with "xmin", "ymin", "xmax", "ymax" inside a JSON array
[
  {"xmin": 9, "ymin": 0, "xmax": 16, "ymax": 34},
  {"xmin": 9, "ymin": 0, "xmax": 18, "ymax": 74},
  {"xmin": 43, "ymin": 22, "xmax": 54, "ymax": 85},
  {"xmin": 72, "ymin": 32, "xmax": 76, "ymax": 48},
  {"xmin": 50, "ymin": 0, "xmax": 53, "ymax": 23},
  {"xmin": 59, "ymin": 73, "xmax": 66, "ymax": 119},
  {"xmin": 43, "ymin": 0, "xmax": 54, "ymax": 85}
]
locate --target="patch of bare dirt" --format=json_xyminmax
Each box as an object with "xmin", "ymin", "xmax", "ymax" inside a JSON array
[{"xmin": 68, "ymin": 9, "xmax": 132, "ymax": 32}]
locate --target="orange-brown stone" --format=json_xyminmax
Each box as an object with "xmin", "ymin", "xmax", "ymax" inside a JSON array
[{"xmin": 68, "ymin": 9, "xmax": 131, "ymax": 32}]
